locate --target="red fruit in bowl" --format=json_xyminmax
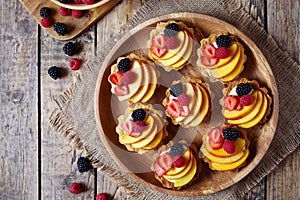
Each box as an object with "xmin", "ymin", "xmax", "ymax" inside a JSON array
[
  {"xmin": 72, "ymin": 10, "xmax": 84, "ymax": 18},
  {"xmin": 224, "ymin": 96, "xmax": 238, "ymax": 111},
  {"xmin": 73, "ymin": 0, "xmax": 83, "ymax": 3},
  {"xmin": 59, "ymin": 7, "xmax": 71, "ymax": 16},
  {"xmin": 202, "ymin": 44, "xmax": 216, "ymax": 58},
  {"xmin": 208, "ymin": 127, "xmax": 224, "ymax": 150},
  {"xmin": 82, "ymin": 0, "xmax": 95, "ymax": 4}
]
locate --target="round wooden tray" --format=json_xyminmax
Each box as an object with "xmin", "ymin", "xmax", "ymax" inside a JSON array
[
  {"xmin": 50, "ymin": 0, "xmax": 112, "ymax": 10},
  {"xmin": 94, "ymin": 13, "xmax": 279, "ymax": 196}
]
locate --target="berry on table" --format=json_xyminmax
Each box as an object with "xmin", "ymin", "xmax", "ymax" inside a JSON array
[
  {"xmin": 96, "ymin": 193, "xmax": 109, "ymax": 200},
  {"xmin": 170, "ymin": 83, "xmax": 183, "ymax": 97},
  {"xmin": 63, "ymin": 42, "xmax": 76, "ymax": 56},
  {"xmin": 77, "ymin": 156, "xmax": 93, "ymax": 173},
  {"xmin": 216, "ymin": 35, "xmax": 232, "ymax": 47},
  {"xmin": 40, "ymin": 7, "xmax": 51, "ymax": 18},
  {"xmin": 117, "ymin": 58, "xmax": 131, "ymax": 73},
  {"xmin": 53, "ymin": 22, "xmax": 67, "ymax": 36},
  {"xmin": 170, "ymin": 143, "xmax": 184, "ymax": 157},
  {"xmin": 70, "ymin": 58, "xmax": 82, "ymax": 70},
  {"xmin": 41, "ymin": 18, "xmax": 53, "ymax": 28},
  {"xmin": 48, "ymin": 66, "xmax": 60, "ymax": 80},
  {"xmin": 131, "ymin": 108, "xmax": 146, "ymax": 122},
  {"xmin": 164, "ymin": 23, "xmax": 179, "ymax": 38},
  {"xmin": 223, "ymin": 128, "xmax": 241, "ymax": 141},
  {"xmin": 69, "ymin": 182, "xmax": 81, "ymax": 194},
  {"xmin": 236, "ymin": 83, "xmax": 253, "ymax": 96}
]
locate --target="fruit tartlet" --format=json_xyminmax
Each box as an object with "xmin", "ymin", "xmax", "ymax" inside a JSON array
[
  {"xmin": 196, "ymin": 33, "xmax": 246, "ymax": 82},
  {"xmin": 221, "ymin": 78, "xmax": 272, "ymax": 128},
  {"xmin": 200, "ymin": 126, "xmax": 250, "ymax": 171},
  {"xmin": 162, "ymin": 77, "xmax": 211, "ymax": 128},
  {"xmin": 108, "ymin": 53, "xmax": 159, "ymax": 104},
  {"xmin": 151, "ymin": 140, "xmax": 201, "ymax": 190},
  {"xmin": 116, "ymin": 103, "xmax": 168, "ymax": 154},
  {"xmin": 148, "ymin": 21, "xmax": 197, "ymax": 72}
]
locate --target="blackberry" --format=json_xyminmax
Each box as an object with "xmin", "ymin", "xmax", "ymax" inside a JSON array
[
  {"xmin": 131, "ymin": 108, "xmax": 146, "ymax": 122},
  {"xmin": 48, "ymin": 66, "xmax": 60, "ymax": 80},
  {"xmin": 59, "ymin": 0, "xmax": 69, "ymax": 3},
  {"xmin": 223, "ymin": 128, "xmax": 240, "ymax": 141},
  {"xmin": 216, "ymin": 35, "xmax": 232, "ymax": 47},
  {"xmin": 236, "ymin": 83, "xmax": 253, "ymax": 96},
  {"xmin": 117, "ymin": 58, "xmax": 131, "ymax": 73},
  {"xmin": 63, "ymin": 42, "xmax": 76, "ymax": 56},
  {"xmin": 77, "ymin": 157, "xmax": 93, "ymax": 173},
  {"xmin": 164, "ymin": 23, "xmax": 179, "ymax": 38},
  {"xmin": 53, "ymin": 22, "xmax": 67, "ymax": 36},
  {"xmin": 170, "ymin": 143, "xmax": 184, "ymax": 157},
  {"xmin": 40, "ymin": 7, "xmax": 51, "ymax": 18},
  {"xmin": 170, "ymin": 83, "xmax": 183, "ymax": 97}
]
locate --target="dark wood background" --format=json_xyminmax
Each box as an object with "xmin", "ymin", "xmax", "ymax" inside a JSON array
[{"xmin": 0, "ymin": 0, "xmax": 299, "ymax": 199}]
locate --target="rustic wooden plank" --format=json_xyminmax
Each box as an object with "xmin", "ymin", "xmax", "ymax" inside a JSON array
[
  {"xmin": 266, "ymin": 0, "xmax": 300, "ymax": 200},
  {"xmin": 0, "ymin": 1, "xmax": 39, "ymax": 199},
  {"xmin": 39, "ymin": 18, "xmax": 97, "ymax": 200},
  {"xmin": 240, "ymin": 0, "xmax": 266, "ymax": 27}
]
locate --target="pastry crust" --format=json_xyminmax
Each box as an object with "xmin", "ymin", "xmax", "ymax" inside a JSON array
[
  {"xmin": 151, "ymin": 140, "xmax": 201, "ymax": 190},
  {"xmin": 116, "ymin": 103, "xmax": 168, "ymax": 154}
]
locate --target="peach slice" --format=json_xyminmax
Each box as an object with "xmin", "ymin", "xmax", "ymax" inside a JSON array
[
  {"xmin": 173, "ymin": 156, "xmax": 197, "ymax": 187},
  {"xmin": 164, "ymin": 153, "xmax": 194, "ymax": 180},
  {"xmin": 119, "ymin": 116, "xmax": 154, "ymax": 144},
  {"xmin": 171, "ymin": 35, "xmax": 193, "ymax": 69},
  {"xmin": 220, "ymin": 45, "xmax": 245, "ymax": 82},
  {"xmin": 228, "ymin": 90, "xmax": 264, "ymax": 124},
  {"xmin": 210, "ymin": 149, "xmax": 249, "ymax": 171},
  {"xmin": 189, "ymin": 85, "xmax": 210, "ymax": 127},
  {"xmin": 117, "ymin": 60, "xmax": 143, "ymax": 101},
  {"xmin": 140, "ymin": 65, "xmax": 157, "ymax": 102},
  {"xmin": 205, "ymin": 137, "xmax": 246, "ymax": 157},
  {"xmin": 201, "ymin": 146, "xmax": 245, "ymax": 164},
  {"xmin": 239, "ymin": 92, "xmax": 268, "ymax": 128},
  {"xmin": 165, "ymin": 149, "xmax": 191, "ymax": 176},
  {"xmin": 224, "ymin": 90, "xmax": 259, "ymax": 119},
  {"xmin": 142, "ymin": 128, "xmax": 164, "ymax": 150},
  {"xmin": 210, "ymin": 44, "xmax": 241, "ymax": 78}
]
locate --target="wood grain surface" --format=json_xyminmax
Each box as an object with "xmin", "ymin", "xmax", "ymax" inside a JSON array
[{"xmin": 0, "ymin": 0, "xmax": 299, "ymax": 199}]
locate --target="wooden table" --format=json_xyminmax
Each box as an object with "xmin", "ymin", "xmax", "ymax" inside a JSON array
[{"xmin": 1, "ymin": 0, "xmax": 299, "ymax": 199}]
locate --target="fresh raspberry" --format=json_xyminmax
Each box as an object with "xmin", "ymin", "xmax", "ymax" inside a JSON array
[
  {"xmin": 70, "ymin": 58, "xmax": 82, "ymax": 70},
  {"xmin": 215, "ymin": 47, "xmax": 230, "ymax": 59},
  {"xmin": 82, "ymin": 0, "xmax": 95, "ymax": 4},
  {"xmin": 96, "ymin": 193, "xmax": 109, "ymax": 200},
  {"xmin": 72, "ymin": 10, "xmax": 84, "ymax": 18},
  {"xmin": 177, "ymin": 93, "xmax": 189, "ymax": 106},
  {"xmin": 223, "ymin": 140, "xmax": 235, "ymax": 154},
  {"xmin": 173, "ymin": 156, "xmax": 185, "ymax": 168},
  {"xmin": 41, "ymin": 18, "xmax": 53, "ymax": 28},
  {"xmin": 69, "ymin": 182, "xmax": 81, "ymax": 194},
  {"xmin": 166, "ymin": 36, "xmax": 179, "ymax": 49},
  {"xmin": 73, "ymin": 0, "xmax": 83, "ymax": 3},
  {"xmin": 134, "ymin": 120, "xmax": 146, "ymax": 127},
  {"xmin": 240, "ymin": 94, "xmax": 253, "ymax": 106},
  {"xmin": 59, "ymin": 7, "xmax": 71, "ymax": 16},
  {"xmin": 132, "ymin": 121, "xmax": 146, "ymax": 133},
  {"xmin": 121, "ymin": 71, "xmax": 135, "ymax": 85}
]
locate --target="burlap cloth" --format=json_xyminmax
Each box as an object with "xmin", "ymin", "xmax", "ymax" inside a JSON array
[{"xmin": 50, "ymin": 0, "xmax": 300, "ymax": 199}]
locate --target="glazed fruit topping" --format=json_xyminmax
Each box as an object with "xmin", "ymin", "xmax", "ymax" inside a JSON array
[
  {"xmin": 208, "ymin": 128, "xmax": 224, "ymax": 150},
  {"xmin": 202, "ymin": 44, "xmax": 216, "ymax": 58},
  {"xmin": 132, "ymin": 121, "xmax": 147, "ymax": 134},
  {"xmin": 170, "ymin": 143, "xmax": 185, "ymax": 157},
  {"xmin": 108, "ymin": 71, "xmax": 123, "ymax": 85},
  {"xmin": 157, "ymin": 152, "xmax": 173, "ymax": 171},
  {"xmin": 216, "ymin": 35, "xmax": 232, "ymax": 47},
  {"xmin": 150, "ymin": 34, "xmax": 167, "ymax": 58},
  {"xmin": 113, "ymin": 85, "xmax": 128, "ymax": 96},
  {"xmin": 154, "ymin": 161, "xmax": 167, "ymax": 177},
  {"xmin": 223, "ymin": 140, "xmax": 235, "ymax": 154},
  {"xmin": 166, "ymin": 36, "xmax": 179, "ymax": 49},
  {"xmin": 215, "ymin": 47, "xmax": 230, "ymax": 59},
  {"xmin": 170, "ymin": 83, "xmax": 183, "ymax": 97},
  {"xmin": 223, "ymin": 128, "xmax": 240, "ymax": 141},
  {"xmin": 117, "ymin": 58, "xmax": 131, "ymax": 73},
  {"xmin": 240, "ymin": 94, "xmax": 253, "ymax": 106},
  {"xmin": 173, "ymin": 156, "xmax": 185, "ymax": 168},
  {"xmin": 177, "ymin": 93, "xmax": 189, "ymax": 106},
  {"xmin": 72, "ymin": 10, "xmax": 84, "ymax": 18},
  {"xmin": 200, "ymin": 56, "xmax": 219, "ymax": 66},
  {"xmin": 236, "ymin": 83, "xmax": 253, "ymax": 96},
  {"xmin": 224, "ymin": 96, "xmax": 238, "ymax": 111},
  {"xmin": 166, "ymin": 99, "xmax": 183, "ymax": 117},
  {"xmin": 121, "ymin": 71, "xmax": 135, "ymax": 85},
  {"xmin": 131, "ymin": 108, "xmax": 146, "ymax": 122},
  {"xmin": 164, "ymin": 23, "xmax": 179, "ymax": 38}
]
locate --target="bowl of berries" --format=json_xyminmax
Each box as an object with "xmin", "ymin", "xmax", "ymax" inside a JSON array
[{"xmin": 50, "ymin": 0, "xmax": 112, "ymax": 10}]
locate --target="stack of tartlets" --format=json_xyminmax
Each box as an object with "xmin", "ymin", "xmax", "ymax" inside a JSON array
[{"xmin": 105, "ymin": 20, "xmax": 273, "ymax": 191}]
